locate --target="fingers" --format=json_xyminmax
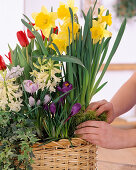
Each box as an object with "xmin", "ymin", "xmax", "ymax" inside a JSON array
[
  {"xmin": 76, "ymin": 120, "xmax": 107, "ymax": 129},
  {"xmin": 80, "ymin": 134, "xmax": 99, "ymax": 144},
  {"xmin": 75, "ymin": 127, "xmax": 99, "ymax": 135},
  {"xmin": 86, "ymin": 99, "xmax": 107, "ymax": 112},
  {"xmin": 96, "ymin": 102, "xmax": 113, "ymax": 116}
]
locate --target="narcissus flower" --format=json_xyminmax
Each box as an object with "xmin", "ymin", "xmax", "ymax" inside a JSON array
[
  {"xmin": 0, "ymin": 55, "xmax": 7, "ymax": 70},
  {"xmin": 32, "ymin": 6, "xmax": 57, "ymax": 37},
  {"xmin": 57, "ymin": 0, "xmax": 78, "ymax": 20},
  {"xmin": 98, "ymin": 6, "xmax": 112, "ymax": 26},
  {"xmin": 90, "ymin": 21, "xmax": 112, "ymax": 44},
  {"xmin": 17, "ymin": 31, "xmax": 29, "ymax": 47}
]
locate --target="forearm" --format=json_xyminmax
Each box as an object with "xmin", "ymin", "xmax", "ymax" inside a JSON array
[{"xmin": 110, "ymin": 72, "xmax": 136, "ymax": 119}]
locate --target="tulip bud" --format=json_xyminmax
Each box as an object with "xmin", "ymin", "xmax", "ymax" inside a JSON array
[
  {"xmin": 0, "ymin": 55, "xmax": 7, "ymax": 70},
  {"xmin": 17, "ymin": 31, "xmax": 29, "ymax": 47},
  {"xmin": 27, "ymin": 23, "xmax": 35, "ymax": 39}
]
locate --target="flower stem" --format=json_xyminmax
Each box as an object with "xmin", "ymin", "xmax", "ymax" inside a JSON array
[{"xmin": 26, "ymin": 46, "xmax": 29, "ymax": 64}]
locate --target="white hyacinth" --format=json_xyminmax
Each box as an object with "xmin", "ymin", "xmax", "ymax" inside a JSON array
[{"xmin": 0, "ymin": 66, "xmax": 24, "ymax": 112}]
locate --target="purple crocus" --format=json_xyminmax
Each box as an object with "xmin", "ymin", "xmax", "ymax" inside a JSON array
[
  {"xmin": 57, "ymin": 82, "xmax": 73, "ymax": 93},
  {"xmin": 29, "ymin": 96, "xmax": 35, "ymax": 107},
  {"xmin": 64, "ymin": 103, "xmax": 81, "ymax": 123},
  {"xmin": 57, "ymin": 82, "xmax": 73, "ymax": 104},
  {"xmin": 23, "ymin": 80, "xmax": 38, "ymax": 94},
  {"xmin": 49, "ymin": 103, "xmax": 56, "ymax": 115}
]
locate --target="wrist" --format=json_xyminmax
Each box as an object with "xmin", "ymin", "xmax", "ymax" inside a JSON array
[{"xmin": 124, "ymin": 129, "xmax": 136, "ymax": 148}]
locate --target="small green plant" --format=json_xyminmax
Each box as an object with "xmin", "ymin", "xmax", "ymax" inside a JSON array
[{"xmin": 0, "ymin": 112, "xmax": 38, "ymax": 169}]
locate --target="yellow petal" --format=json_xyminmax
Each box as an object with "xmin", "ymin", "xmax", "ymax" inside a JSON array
[
  {"xmin": 41, "ymin": 6, "xmax": 48, "ymax": 14},
  {"xmin": 103, "ymin": 30, "xmax": 112, "ymax": 37},
  {"xmin": 32, "ymin": 12, "xmax": 38, "ymax": 20}
]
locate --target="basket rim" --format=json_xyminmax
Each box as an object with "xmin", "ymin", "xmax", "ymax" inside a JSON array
[{"xmin": 32, "ymin": 138, "xmax": 94, "ymax": 151}]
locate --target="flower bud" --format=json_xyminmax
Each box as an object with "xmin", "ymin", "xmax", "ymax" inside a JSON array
[
  {"xmin": 44, "ymin": 94, "xmax": 51, "ymax": 104},
  {"xmin": 29, "ymin": 96, "xmax": 35, "ymax": 107}
]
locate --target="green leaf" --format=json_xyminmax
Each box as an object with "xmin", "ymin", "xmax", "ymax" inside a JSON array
[
  {"xmin": 92, "ymin": 18, "xmax": 126, "ymax": 95},
  {"xmin": 48, "ymin": 55, "xmax": 85, "ymax": 68},
  {"xmin": 21, "ymin": 16, "xmax": 48, "ymax": 55},
  {"xmin": 17, "ymin": 45, "xmax": 31, "ymax": 79},
  {"xmin": 94, "ymin": 82, "xmax": 108, "ymax": 95}
]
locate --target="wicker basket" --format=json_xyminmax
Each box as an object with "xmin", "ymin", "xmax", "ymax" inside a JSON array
[{"xmin": 32, "ymin": 138, "xmax": 97, "ymax": 170}]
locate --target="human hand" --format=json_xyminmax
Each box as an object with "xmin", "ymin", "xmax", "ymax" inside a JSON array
[
  {"xmin": 86, "ymin": 100, "xmax": 115, "ymax": 123},
  {"xmin": 75, "ymin": 121, "xmax": 131, "ymax": 149}
]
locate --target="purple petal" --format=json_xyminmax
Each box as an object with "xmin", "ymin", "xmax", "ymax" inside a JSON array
[
  {"xmin": 49, "ymin": 103, "xmax": 56, "ymax": 115},
  {"xmin": 43, "ymin": 104, "xmax": 49, "ymax": 111},
  {"xmin": 70, "ymin": 103, "xmax": 81, "ymax": 116},
  {"xmin": 64, "ymin": 103, "xmax": 81, "ymax": 123}
]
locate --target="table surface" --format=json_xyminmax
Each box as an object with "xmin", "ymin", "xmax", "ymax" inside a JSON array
[
  {"xmin": 97, "ymin": 118, "xmax": 136, "ymax": 170},
  {"xmin": 97, "ymin": 160, "xmax": 136, "ymax": 170}
]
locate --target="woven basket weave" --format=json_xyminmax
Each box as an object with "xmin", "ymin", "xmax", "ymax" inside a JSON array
[{"xmin": 32, "ymin": 138, "xmax": 97, "ymax": 170}]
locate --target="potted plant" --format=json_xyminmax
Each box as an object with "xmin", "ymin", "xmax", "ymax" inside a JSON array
[{"xmin": 0, "ymin": 0, "xmax": 126, "ymax": 169}]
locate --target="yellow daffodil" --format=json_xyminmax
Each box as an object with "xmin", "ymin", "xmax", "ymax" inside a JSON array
[
  {"xmin": 98, "ymin": 6, "xmax": 112, "ymax": 26},
  {"xmin": 90, "ymin": 20, "xmax": 112, "ymax": 44},
  {"xmin": 50, "ymin": 34, "xmax": 67, "ymax": 54},
  {"xmin": 57, "ymin": 0, "xmax": 78, "ymax": 20},
  {"xmin": 101, "ymin": 14, "xmax": 112, "ymax": 26},
  {"xmin": 60, "ymin": 20, "xmax": 80, "ymax": 45},
  {"xmin": 32, "ymin": 6, "xmax": 57, "ymax": 37}
]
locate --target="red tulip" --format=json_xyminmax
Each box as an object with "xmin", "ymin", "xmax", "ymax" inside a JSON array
[
  {"xmin": 0, "ymin": 55, "xmax": 7, "ymax": 70},
  {"xmin": 5, "ymin": 51, "xmax": 12, "ymax": 64},
  {"xmin": 27, "ymin": 23, "xmax": 35, "ymax": 39},
  {"xmin": 53, "ymin": 26, "xmax": 58, "ymax": 34},
  {"xmin": 40, "ymin": 30, "xmax": 45, "ymax": 41},
  {"xmin": 17, "ymin": 31, "xmax": 29, "ymax": 47}
]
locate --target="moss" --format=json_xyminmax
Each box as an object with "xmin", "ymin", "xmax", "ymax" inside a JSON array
[{"xmin": 69, "ymin": 110, "xmax": 107, "ymax": 137}]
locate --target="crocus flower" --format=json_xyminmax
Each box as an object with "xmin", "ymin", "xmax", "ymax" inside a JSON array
[
  {"xmin": 49, "ymin": 102, "xmax": 56, "ymax": 115},
  {"xmin": 44, "ymin": 94, "xmax": 51, "ymax": 105},
  {"xmin": 29, "ymin": 96, "xmax": 35, "ymax": 107},
  {"xmin": 43, "ymin": 104, "xmax": 49, "ymax": 111},
  {"xmin": 23, "ymin": 80, "xmax": 39, "ymax": 94},
  {"xmin": 0, "ymin": 55, "xmax": 7, "ymax": 70},
  {"xmin": 17, "ymin": 31, "xmax": 29, "ymax": 47},
  {"xmin": 27, "ymin": 23, "xmax": 35, "ymax": 39},
  {"xmin": 64, "ymin": 103, "xmax": 81, "ymax": 123},
  {"xmin": 37, "ymin": 100, "xmax": 41, "ymax": 106},
  {"xmin": 57, "ymin": 82, "xmax": 73, "ymax": 93},
  {"xmin": 5, "ymin": 52, "xmax": 12, "ymax": 64}
]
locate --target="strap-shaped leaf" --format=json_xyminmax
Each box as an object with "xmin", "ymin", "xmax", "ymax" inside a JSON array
[
  {"xmin": 93, "ymin": 18, "xmax": 127, "ymax": 94},
  {"xmin": 48, "ymin": 55, "xmax": 85, "ymax": 68},
  {"xmin": 21, "ymin": 16, "xmax": 48, "ymax": 55}
]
